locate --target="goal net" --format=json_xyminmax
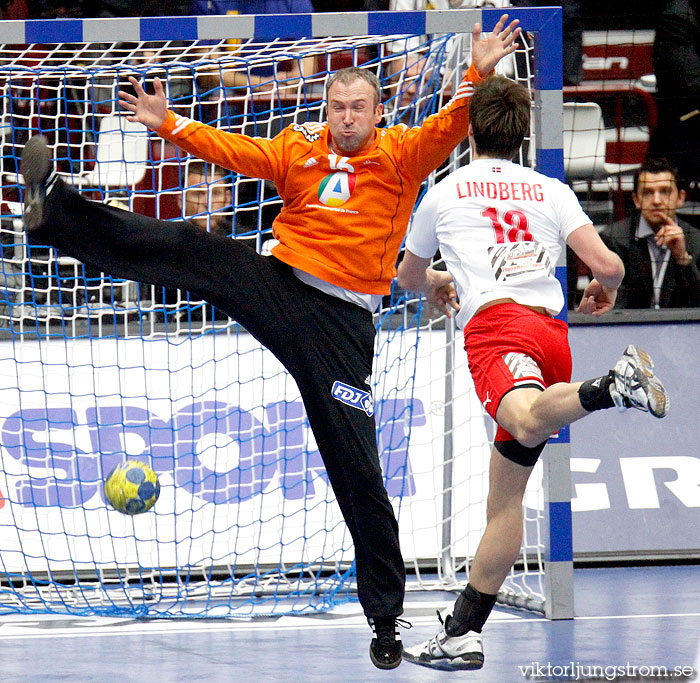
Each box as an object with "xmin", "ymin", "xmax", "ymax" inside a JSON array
[{"xmin": 0, "ymin": 8, "xmax": 571, "ymax": 619}]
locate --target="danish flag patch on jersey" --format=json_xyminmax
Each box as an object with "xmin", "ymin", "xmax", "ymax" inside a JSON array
[{"xmin": 331, "ymin": 381, "xmax": 374, "ymax": 416}]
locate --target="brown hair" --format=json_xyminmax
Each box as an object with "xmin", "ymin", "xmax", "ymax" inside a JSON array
[
  {"xmin": 633, "ymin": 157, "xmax": 682, "ymax": 194},
  {"xmin": 186, "ymin": 161, "xmax": 228, "ymax": 183},
  {"xmin": 468, "ymin": 75, "xmax": 530, "ymax": 160},
  {"xmin": 326, "ymin": 67, "xmax": 381, "ymax": 107}
]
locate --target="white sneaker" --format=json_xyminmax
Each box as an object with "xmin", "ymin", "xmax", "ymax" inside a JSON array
[
  {"xmin": 610, "ymin": 345, "xmax": 670, "ymax": 418},
  {"xmin": 402, "ymin": 610, "xmax": 484, "ymax": 671}
]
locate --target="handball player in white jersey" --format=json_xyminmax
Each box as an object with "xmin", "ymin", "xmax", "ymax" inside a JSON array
[{"xmin": 398, "ymin": 75, "xmax": 670, "ymax": 671}]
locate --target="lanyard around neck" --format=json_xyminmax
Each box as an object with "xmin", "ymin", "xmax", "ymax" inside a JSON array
[{"xmin": 646, "ymin": 239, "xmax": 672, "ymax": 309}]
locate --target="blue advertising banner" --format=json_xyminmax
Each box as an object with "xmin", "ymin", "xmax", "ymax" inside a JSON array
[{"xmin": 569, "ymin": 321, "xmax": 700, "ymax": 557}]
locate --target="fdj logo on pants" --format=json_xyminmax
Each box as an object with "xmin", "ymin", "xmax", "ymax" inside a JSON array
[{"xmin": 332, "ymin": 380, "xmax": 374, "ymax": 416}]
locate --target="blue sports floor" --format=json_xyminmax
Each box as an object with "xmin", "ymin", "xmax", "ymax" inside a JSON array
[{"xmin": 1, "ymin": 565, "xmax": 698, "ymax": 682}]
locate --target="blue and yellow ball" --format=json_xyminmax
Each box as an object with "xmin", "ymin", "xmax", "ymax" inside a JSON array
[{"xmin": 104, "ymin": 460, "xmax": 160, "ymax": 515}]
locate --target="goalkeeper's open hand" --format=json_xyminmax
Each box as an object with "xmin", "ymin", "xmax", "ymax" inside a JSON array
[
  {"xmin": 119, "ymin": 76, "xmax": 168, "ymax": 130},
  {"xmin": 472, "ymin": 13, "xmax": 522, "ymax": 78}
]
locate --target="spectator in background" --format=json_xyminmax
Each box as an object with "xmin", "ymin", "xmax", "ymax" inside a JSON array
[
  {"xmin": 189, "ymin": 0, "xmax": 317, "ymax": 238},
  {"xmin": 649, "ymin": 0, "xmax": 700, "ymax": 198},
  {"xmin": 170, "ymin": 161, "xmax": 262, "ymax": 320},
  {"xmin": 178, "ymin": 161, "xmax": 232, "ymax": 236},
  {"xmin": 0, "ymin": 0, "xmax": 28, "ymax": 16},
  {"xmin": 178, "ymin": 160, "xmax": 269, "ymax": 249},
  {"xmin": 191, "ymin": 0, "xmax": 316, "ymax": 92},
  {"xmin": 600, "ymin": 157, "xmax": 700, "ymax": 309}
]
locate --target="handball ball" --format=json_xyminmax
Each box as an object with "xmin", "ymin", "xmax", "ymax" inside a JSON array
[{"xmin": 104, "ymin": 460, "xmax": 160, "ymax": 515}]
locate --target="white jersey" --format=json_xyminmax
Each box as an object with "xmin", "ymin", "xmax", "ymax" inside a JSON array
[{"xmin": 406, "ymin": 158, "xmax": 591, "ymax": 328}]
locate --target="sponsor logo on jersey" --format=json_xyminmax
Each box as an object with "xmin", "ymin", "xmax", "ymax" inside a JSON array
[
  {"xmin": 303, "ymin": 156, "xmax": 319, "ymax": 168},
  {"xmin": 489, "ymin": 241, "xmax": 552, "ymax": 282},
  {"xmin": 331, "ymin": 380, "xmax": 374, "ymax": 416},
  {"xmin": 318, "ymin": 171, "xmax": 357, "ymax": 207},
  {"xmin": 293, "ymin": 122, "xmax": 324, "ymax": 142}
]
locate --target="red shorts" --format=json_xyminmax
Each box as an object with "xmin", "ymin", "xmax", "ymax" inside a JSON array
[{"xmin": 463, "ymin": 303, "xmax": 572, "ymax": 442}]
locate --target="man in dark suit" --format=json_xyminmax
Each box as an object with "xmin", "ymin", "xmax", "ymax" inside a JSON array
[{"xmin": 601, "ymin": 157, "xmax": 700, "ymax": 309}]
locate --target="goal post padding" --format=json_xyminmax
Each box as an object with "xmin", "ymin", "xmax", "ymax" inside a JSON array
[{"xmin": 0, "ymin": 7, "xmax": 571, "ymax": 619}]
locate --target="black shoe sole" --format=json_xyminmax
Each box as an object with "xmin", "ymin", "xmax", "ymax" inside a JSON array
[
  {"xmin": 20, "ymin": 135, "xmax": 51, "ymax": 232},
  {"xmin": 369, "ymin": 645, "xmax": 403, "ymax": 670}
]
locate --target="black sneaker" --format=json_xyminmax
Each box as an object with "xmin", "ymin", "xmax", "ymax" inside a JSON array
[
  {"xmin": 368, "ymin": 616, "xmax": 405, "ymax": 670},
  {"xmin": 20, "ymin": 135, "xmax": 55, "ymax": 232}
]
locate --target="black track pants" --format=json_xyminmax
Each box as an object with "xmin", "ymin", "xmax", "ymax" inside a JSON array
[{"xmin": 31, "ymin": 179, "xmax": 405, "ymax": 618}]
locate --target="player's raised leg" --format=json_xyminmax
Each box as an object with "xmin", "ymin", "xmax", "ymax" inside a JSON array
[
  {"xmin": 496, "ymin": 343, "xmax": 669, "ymax": 450},
  {"xmin": 18, "ymin": 134, "xmax": 273, "ymax": 330}
]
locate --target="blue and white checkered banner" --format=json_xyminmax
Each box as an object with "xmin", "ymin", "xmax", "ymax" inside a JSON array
[
  {"xmin": 0, "ymin": 7, "xmax": 564, "ymax": 180},
  {"xmin": 0, "ymin": 7, "xmax": 562, "ymax": 90}
]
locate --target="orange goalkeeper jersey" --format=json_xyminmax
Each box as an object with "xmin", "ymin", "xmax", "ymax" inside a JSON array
[{"xmin": 156, "ymin": 65, "xmax": 482, "ymax": 295}]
